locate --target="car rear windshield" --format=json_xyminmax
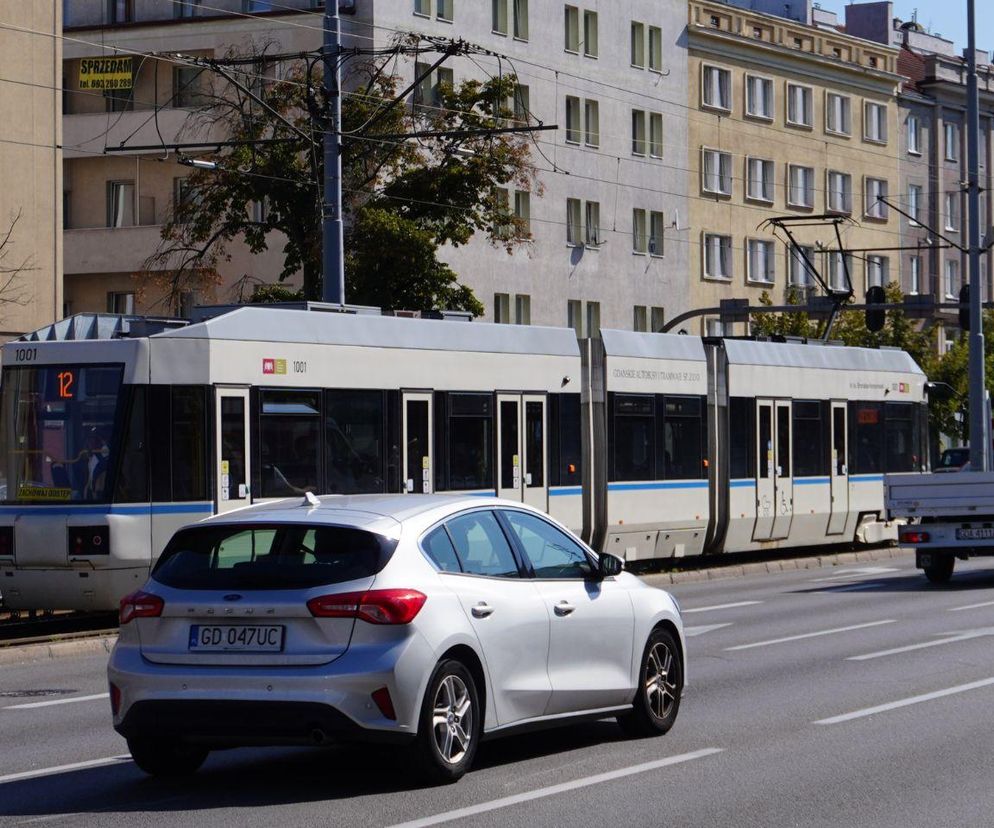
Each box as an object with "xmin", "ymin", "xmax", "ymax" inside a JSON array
[{"xmin": 152, "ymin": 523, "xmax": 397, "ymax": 590}]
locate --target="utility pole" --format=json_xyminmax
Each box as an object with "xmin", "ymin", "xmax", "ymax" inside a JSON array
[
  {"xmin": 966, "ymin": 0, "xmax": 989, "ymax": 470},
  {"xmin": 322, "ymin": 2, "xmax": 345, "ymax": 305}
]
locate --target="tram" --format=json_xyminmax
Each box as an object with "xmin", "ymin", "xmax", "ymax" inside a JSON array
[{"xmin": 0, "ymin": 306, "xmax": 927, "ymax": 610}]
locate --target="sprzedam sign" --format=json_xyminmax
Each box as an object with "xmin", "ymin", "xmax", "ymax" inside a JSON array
[{"xmin": 78, "ymin": 56, "xmax": 133, "ymax": 91}]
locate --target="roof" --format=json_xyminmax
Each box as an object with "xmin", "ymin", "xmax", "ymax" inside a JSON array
[
  {"xmin": 723, "ymin": 339, "xmax": 925, "ymax": 375},
  {"xmin": 601, "ymin": 330, "xmax": 707, "ymax": 362}
]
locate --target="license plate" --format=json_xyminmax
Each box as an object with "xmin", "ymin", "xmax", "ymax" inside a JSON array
[
  {"xmin": 956, "ymin": 528, "xmax": 994, "ymax": 541},
  {"xmin": 189, "ymin": 625, "xmax": 285, "ymax": 653}
]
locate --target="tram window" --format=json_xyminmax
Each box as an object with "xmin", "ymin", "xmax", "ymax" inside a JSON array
[
  {"xmin": 777, "ymin": 406, "xmax": 791, "ymax": 478},
  {"xmin": 914, "ymin": 403, "xmax": 928, "ymax": 471},
  {"xmin": 500, "ymin": 400, "xmax": 518, "ymax": 490},
  {"xmin": 885, "ymin": 402, "xmax": 915, "ymax": 473},
  {"xmin": 114, "ymin": 387, "xmax": 148, "ymax": 502},
  {"xmin": 447, "ymin": 393, "xmax": 493, "ymax": 491},
  {"xmin": 172, "ymin": 387, "xmax": 207, "ymax": 501},
  {"xmin": 851, "ymin": 402, "xmax": 884, "ymax": 474},
  {"xmin": 662, "ymin": 396, "xmax": 704, "ymax": 480},
  {"xmin": 259, "ymin": 390, "xmax": 320, "ymax": 497},
  {"xmin": 728, "ymin": 397, "xmax": 755, "ymax": 479},
  {"xmin": 612, "ymin": 394, "xmax": 655, "ymax": 481},
  {"xmin": 525, "ymin": 401, "xmax": 544, "ymax": 487},
  {"xmin": 221, "ymin": 396, "xmax": 247, "ymax": 496},
  {"xmin": 758, "ymin": 405, "xmax": 772, "ymax": 479},
  {"xmin": 549, "ymin": 394, "xmax": 582, "ymax": 487},
  {"xmin": 792, "ymin": 401, "xmax": 826, "ymax": 477},
  {"xmin": 325, "ymin": 390, "xmax": 386, "ymax": 494}
]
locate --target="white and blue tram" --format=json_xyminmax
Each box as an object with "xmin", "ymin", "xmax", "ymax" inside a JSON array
[{"xmin": 0, "ymin": 306, "xmax": 927, "ymax": 610}]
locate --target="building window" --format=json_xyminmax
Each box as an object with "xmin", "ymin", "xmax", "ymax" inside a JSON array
[
  {"xmin": 909, "ymin": 255, "xmax": 921, "ymax": 295},
  {"xmin": 584, "ymin": 201, "xmax": 601, "ymax": 246},
  {"xmin": 863, "ymin": 101, "xmax": 887, "ymax": 143},
  {"xmin": 494, "ymin": 188, "xmax": 513, "ymax": 239},
  {"xmin": 494, "ymin": 293, "xmax": 510, "ymax": 323},
  {"xmin": 513, "ymin": 0, "xmax": 528, "ymax": 39},
  {"xmin": 631, "ymin": 110, "xmax": 646, "ymax": 155},
  {"xmin": 865, "ymin": 177, "xmax": 888, "ymax": 219},
  {"xmin": 634, "ymin": 305, "xmax": 648, "ymax": 331},
  {"xmin": 173, "ymin": 66, "xmax": 206, "ymax": 108},
  {"xmin": 651, "ymin": 306, "xmax": 665, "ymax": 332},
  {"xmin": 492, "ymin": 0, "xmax": 507, "ymax": 34},
  {"xmin": 649, "ymin": 113, "xmax": 663, "ymax": 158},
  {"xmin": 945, "ymin": 122, "xmax": 959, "ymax": 162},
  {"xmin": 108, "ymin": 0, "xmax": 134, "ymax": 23},
  {"xmin": 631, "ymin": 21, "xmax": 645, "ymax": 68},
  {"xmin": 746, "ymin": 75, "xmax": 773, "ymax": 120},
  {"xmin": 704, "ymin": 234, "xmax": 732, "ymax": 280},
  {"xmin": 514, "ymin": 191, "xmax": 530, "ymax": 237},
  {"xmin": 565, "ymin": 96, "xmax": 598, "ymax": 146},
  {"xmin": 567, "ymin": 299, "xmax": 583, "ymax": 335},
  {"xmin": 788, "ymin": 165, "xmax": 814, "ymax": 208},
  {"xmin": 584, "ymin": 99, "xmax": 599, "ymax": 147},
  {"xmin": 436, "ymin": 0, "xmax": 453, "ymax": 21},
  {"xmin": 413, "ymin": 62, "xmax": 453, "ymax": 110},
  {"xmin": 945, "ymin": 258, "xmax": 959, "ymax": 298},
  {"xmin": 908, "ymin": 184, "xmax": 922, "ymax": 225},
  {"xmin": 648, "ymin": 26, "xmax": 663, "ymax": 71},
  {"xmin": 583, "ymin": 10, "xmax": 598, "ymax": 57},
  {"xmin": 649, "ymin": 210, "xmax": 664, "ymax": 256},
  {"xmin": 104, "ymin": 86, "xmax": 134, "ymax": 113},
  {"xmin": 787, "ymin": 84, "xmax": 813, "ymax": 127},
  {"xmin": 175, "ymin": 0, "xmax": 201, "ymax": 18},
  {"xmin": 509, "ymin": 83, "xmax": 529, "ymax": 123},
  {"xmin": 565, "ymin": 96, "xmax": 581, "ymax": 143},
  {"xmin": 866, "ymin": 255, "xmax": 888, "ymax": 289},
  {"xmin": 826, "ymin": 93, "xmax": 851, "ymax": 136},
  {"xmin": 827, "ymin": 251, "xmax": 852, "ymax": 291},
  {"xmin": 746, "ymin": 158, "xmax": 774, "ymax": 203},
  {"xmin": 632, "ymin": 209, "xmax": 647, "ymax": 253},
  {"xmin": 747, "ymin": 239, "xmax": 775, "ymax": 284},
  {"xmin": 514, "ymin": 294, "xmax": 531, "ymax": 325},
  {"xmin": 789, "ymin": 245, "xmax": 816, "ymax": 286},
  {"xmin": 107, "ymin": 291, "xmax": 135, "ymax": 314},
  {"xmin": 567, "ymin": 198, "xmax": 600, "ymax": 246},
  {"xmin": 414, "ymin": 0, "xmax": 430, "ymax": 15},
  {"xmin": 565, "ymin": 5, "xmax": 580, "ymax": 52},
  {"xmin": 827, "ymin": 170, "xmax": 852, "ymax": 214},
  {"xmin": 566, "ymin": 198, "xmax": 582, "ymax": 245},
  {"xmin": 908, "ymin": 114, "xmax": 921, "ymax": 154},
  {"xmin": 702, "ymin": 65, "xmax": 731, "ymax": 111},
  {"xmin": 586, "ymin": 301, "xmax": 600, "ymax": 337},
  {"xmin": 106, "ymin": 180, "xmax": 135, "ymax": 227},
  {"xmin": 243, "ymin": 0, "xmax": 272, "ymax": 10},
  {"xmin": 946, "ymin": 192, "xmax": 960, "ymax": 231},
  {"xmin": 702, "ymin": 148, "xmax": 732, "ymax": 196}
]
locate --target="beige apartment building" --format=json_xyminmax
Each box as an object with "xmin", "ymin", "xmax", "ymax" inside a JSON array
[
  {"xmin": 687, "ymin": 1, "xmax": 907, "ymax": 336},
  {"xmin": 0, "ymin": 3, "xmax": 62, "ymax": 338}
]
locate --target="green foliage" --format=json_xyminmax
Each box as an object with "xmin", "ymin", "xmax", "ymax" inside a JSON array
[
  {"xmin": 247, "ymin": 283, "xmax": 304, "ymax": 303},
  {"xmin": 929, "ymin": 311, "xmax": 994, "ymax": 440}
]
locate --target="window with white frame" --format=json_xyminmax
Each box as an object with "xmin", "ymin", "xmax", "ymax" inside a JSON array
[
  {"xmin": 414, "ymin": 0, "xmax": 430, "ymax": 15},
  {"xmin": 787, "ymin": 83, "xmax": 813, "ymax": 127},
  {"xmin": 107, "ymin": 180, "xmax": 135, "ymax": 227},
  {"xmin": 826, "ymin": 93, "xmax": 851, "ymax": 135},
  {"xmin": 107, "ymin": 291, "xmax": 135, "ymax": 314},
  {"xmin": 634, "ymin": 305, "xmax": 648, "ymax": 332},
  {"xmin": 788, "ymin": 164, "xmax": 814, "ymax": 208},
  {"xmin": 649, "ymin": 113, "xmax": 663, "ymax": 157},
  {"xmin": 437, "ymin": 0, "xmax": 452, "ymax": 21},
  {"xmin": 789, "ymin": 245, "xmax": 816, "ymax": 286},
  {"xmin": 631, "ymin": 21, "xmax": 645, "ymax": 67},
  {"xmin": 945, "ymin": 122, "xmax": 959, "ymax": 161},
  {"xmin": 584, "ymin": 99, "xmax": 599, "ymax": 147},
  {"xmin": 564, "ymin": 5, "xmax": 579, "ymax": 52},
  {"xmin": 566, "ymin": 96, "xmax": 598, "ymax": 145},
  {"xmin": 494, "ymin": 292, "xmax": 511, "ymax": 323},
  {"xmin": 747, "ymin": 239, "xmax": 775, "ymax": 283},
  {"xmin": 565, "ymin": 96, "xmax": 581, "ymax": 143},
  {"xmin": 632, "ymin": 208, "xmax": 647, "ymax": 253},
  {"xmin": 827, "ymin": 251, "xmax": 853, "ymax": 291},
  {"xmin": 746, "ymin": 158, "xmax": 774, "ymax": 202},
  {"xmin": 651, "ymin": 306, "xmax": 665, "ymax": 332},
  {"xmin": 492, "ymin": 0, "xmax": 507, "ymax": 34},
  {"xmin": 907, "ymin": 113, "xmax": 921, "ymax": 154},
  {"xmin": 515, "ymin": 294, "xmax": 531, "ymax": 324},
  {"xmin": 583, "ymin": 10, "xmax": 598, "ymax": 57},
  {"xmin": 827, "ymin": 170, "xmax": 852, "ymax": 213},
  {"xmin": 702, "ymin": 65, "xmax": 731, "ymax": 111},
  {"xmin": 703, "ymin": 233, "xmax": 732, "ymax": 279},
  {"xmin": 513, "ymin": 0, "xmax": 529, "ymax": 39},
  {"xmin": 631, "ymin": 110, "xmax": 647, "ymax": 155},
  {"xmin": 648, "ymin": 26, "xmax": 663, "ymax": 71},
  {"xmin": 909, "ymin": 255, "xmax": 921, "ymax": 295},
  {"xmin": 865, "ymin": 177, "xmax": 888, "ymax": 219},
  {"xmin": 946, "ymin": 191, "xmax": 960, "ymax": 231},
  {"xmin": 649, "ymin": 211, "xmax": 664, "ymax": 255},
  {"xmin": 702, "ymin": 148, "xmax": 732, "ymax": 195},
  {"xmin": 746, "ymin": 75, "xmax": 774, "ymax": 120},
  {"xmin": 945, "ymin": 258, "xmax": 959, "ymax": 298},
  {"xmin": 864, "ymin": 101, "xmax": 887, "ymax": 143},
  {"xmin": 866, "ymin": 254, "xmax": 888, "ymax": 289},
  {"xmin": 566, "ymin": 198, "xmax": 582, "ymax": 244},
  {"xmin": 514, "ymin": 190, "xmax": 531, "ymax": 237},
  {"xmin": 908, "ymin": 183, "xmax": 922, "ymax": 225},
  {"xmin": 584, "ymin": 201, "xmax": 601, "ymax": 246}
]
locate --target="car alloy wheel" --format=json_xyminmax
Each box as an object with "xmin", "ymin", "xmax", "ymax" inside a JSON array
[
  {"xmin": 432, "ymin": 674, "xmax": 473, "ymax": 765},
  {"xmin": 645, "ymin": 640, "xmax": 679, "ymax": 721},
  {"xmin": 618, "ymin": 627, "xmax": 682, "ymax": 738},
  {"xmin": 414, "ymin": 659, "xmax": 481, "ymax": 783}
]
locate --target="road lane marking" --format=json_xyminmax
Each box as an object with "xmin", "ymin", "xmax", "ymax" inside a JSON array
[
  {"xmin": 848, "ymin": 628, "xmax": 994, "ymax": 660},
  {"xmin": 0, "ymin": 755, "xmax": 131, "ymax": 785},
  {"xmin": 725, "ymin": 620, "xmax": 895, "ymax": 651},
  {"xmin": 683, "ymin": 601, "xmax": 761, "ymax": 614},
  {"xmin": 819, "ymin": 583, "xmax": 887, "ymax": 593},
  {"xmin": 810, "ymin": 567, "xmax": 898, "ymax": 583},
  {"xmin": 814, "ymin": 677, "xmax": 994, "ymax": 725},
  {"xmin": 685, "ymin": 624, "xmax": 733, "ymax": 637},
  {"xmin": 383, "ymin": 748, "xmax": 724, "ymax": 828},
  {"xmin": 949, "ymin": 600, "xmax": 994, "ymax": 612},
  {"xmin": 4, "ymin": 693, "xmax": 108, "ymax": 710}
]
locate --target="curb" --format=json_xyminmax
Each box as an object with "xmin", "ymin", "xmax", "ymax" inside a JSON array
[
  {"xmin": 640, "ymin": 545, "xmax": 914, "ymax": 588},
  {"xmin": 0, "ymin": 634, "xmax": 117, "ymax": 666}
]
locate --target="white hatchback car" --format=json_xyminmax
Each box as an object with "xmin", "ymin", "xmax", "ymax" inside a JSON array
[{"xmin": 108, "ymin": 494, "xmax": 685, "ymax": 783}]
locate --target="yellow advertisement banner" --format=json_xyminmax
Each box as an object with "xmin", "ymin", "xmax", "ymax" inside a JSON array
[{"xmin": 79, "ymin": 56, "xmax": 133, "ymax": 91}]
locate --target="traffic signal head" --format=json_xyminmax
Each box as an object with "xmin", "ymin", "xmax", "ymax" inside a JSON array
[{"xmin": 865, "ymin": 285, "xmax": 886, "ymax": 332}]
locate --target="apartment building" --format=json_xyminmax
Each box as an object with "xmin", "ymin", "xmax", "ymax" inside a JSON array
[
  {"xmin": 686, "ymin": 0, "xmax": 905, "ymax": 336},
  {"xmin": 0, "ymin": 3, "xmax": 62, "ymax": 338}
]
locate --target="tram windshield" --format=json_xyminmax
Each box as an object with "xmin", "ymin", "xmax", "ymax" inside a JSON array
[{"xmin": 0, "ymin": 365, "xmax": 124, "ymax": 503}]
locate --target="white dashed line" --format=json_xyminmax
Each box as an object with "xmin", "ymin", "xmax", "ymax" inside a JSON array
[
  {"xmin": 683, "ymin": 601, "xmax": 762, "ymax": 614},
  {"xmin": 0, "ymin": 755, "xmax": 131, "ymax": 785},
  {"xmin": 4, "ymin": 693, "xmax": 109, "ymax": 710},
  {"xmin": 725, "ymin": 620, "xmax": 895, "ymax": 651},
  {"xmin": 814, "ymin": 677, "xmax": 994, "ymax": 725}
]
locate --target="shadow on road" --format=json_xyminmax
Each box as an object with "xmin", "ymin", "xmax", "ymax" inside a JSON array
[{"xmin": 792, "ymin": 567, "xmax": 994, "ymax": 594}]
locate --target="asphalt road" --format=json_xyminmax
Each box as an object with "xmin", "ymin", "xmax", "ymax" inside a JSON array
[{"xmin": 4, "ymin": 553, "xmax": 994, "ymax": 827}]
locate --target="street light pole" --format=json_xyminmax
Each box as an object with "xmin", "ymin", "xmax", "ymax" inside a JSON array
[
  {"xmin": 966, "ymin": 0, "xmax": 989, "ymax": 470},
  {"xmin": 322, "ymin": 2, "xmax": 345, "ymax": 305}
]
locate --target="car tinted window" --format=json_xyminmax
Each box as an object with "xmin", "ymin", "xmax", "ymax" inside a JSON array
[
  {"xmin": 423, "ymin": 526, "xmax": 462, "ymax": 573},
  {"xmin": 503, "ymin": 510, "xmax": 592, "ymax": 579},
  {"xmin": 152, "ymin": 523, "xmax": 396, "ymax": 590},
  {"xmin": 445, "ymin": 511, "xmax": 520, "ymax": 578}
]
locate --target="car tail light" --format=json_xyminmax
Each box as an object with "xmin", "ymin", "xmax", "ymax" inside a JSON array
[
  {"xmin": 109, "ymin": 682, "xmax": 121, "ymax": 716},
  {"xmin": 307, "ymin": 589, "xmax": 427, "ymax": 625},
  {"xmin": 119, "ymin": 590, "xmax": 164, "ymax": 625},
  {"xmin": 900, "ymin": 529, "xmax": 930, "ymax": 544},
  {"xmin": 371, "ymin": 687, "xmax": 397, "ymax": 720}
]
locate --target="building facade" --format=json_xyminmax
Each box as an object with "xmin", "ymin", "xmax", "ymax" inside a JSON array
[{"xmin": 0, "ymin": 3, "xmax": 62, "ymax": 338}]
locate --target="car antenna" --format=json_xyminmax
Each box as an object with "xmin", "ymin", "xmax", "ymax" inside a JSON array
[{"xmin": 303, "ymin": 492, "xmax": 320, "ymax": 507}]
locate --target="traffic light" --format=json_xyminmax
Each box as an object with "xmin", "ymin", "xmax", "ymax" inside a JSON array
[
  {"xmin": 865, "ymin": 285, "xmax": 886, "ymax": 332},
  {"xmin": 959, "ymin": 283, "xmax": 970, "ymax": 331}
]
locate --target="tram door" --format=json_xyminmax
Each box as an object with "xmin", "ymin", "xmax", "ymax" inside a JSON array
[
  {"xmin": 827, "ymin": 402, "xmax": 849, "ymax": 535},
  {"xmin": 402, "ymin": 393, "xmax": 433, "ymax": 494},
  {"xmin": 753, "ymin": 399, "xmax": 793, "ymax": 541},
  {"xmin": 497, "ymin": 394, "xmax": 548, "ymax": 510},
  {"xmin": 215, "ymin": 388, "xmax": 251, "ymax": 514}
]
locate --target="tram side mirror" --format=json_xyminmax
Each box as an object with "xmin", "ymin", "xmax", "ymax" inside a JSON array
[
  {"xmin": 405, "ymin": 479, "xmax": 414, "ymax": 493},
  {"xmin": 597, "ymin": 553, "xmax": 624, "ymax": 578}
]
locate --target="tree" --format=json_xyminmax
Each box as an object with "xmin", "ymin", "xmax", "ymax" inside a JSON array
[
  {"xmin": 143, "ymin": 44, "xmax": 538, "ymax": 314},
  {"xmin": 0, "ymin": 211, "xmax": 35, "ymax": 318},
  {"xmin": 929, "ymin": 311, "xmax": 994, "ymax": 441}
]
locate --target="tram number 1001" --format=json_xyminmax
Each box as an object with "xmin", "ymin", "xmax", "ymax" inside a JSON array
[
  {"xmin": 293, "ymin": 361, "xmax": 307, "ymax": 374},
  {"xmin": 13, "ymin": 347, "xmax": 37, "ymax": 362}
]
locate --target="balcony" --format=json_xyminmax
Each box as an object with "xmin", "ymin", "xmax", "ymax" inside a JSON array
[{"xmin": 63, "ymin": 108, "xmax": 224, "ymax": 159}]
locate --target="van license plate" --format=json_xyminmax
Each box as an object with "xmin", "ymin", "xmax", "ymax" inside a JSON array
[
  {"xmin": 189, "ymin": 625, "xmax": 285, "ymax": 652},
  {"xmin": 956, "ymin": 528, "xmax": 994, "ymax": 541}
]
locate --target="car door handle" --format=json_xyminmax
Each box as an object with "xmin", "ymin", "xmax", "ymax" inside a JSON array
[
  {"xmin": 471, "ymin": 603, "xmax": 495, "ymax": 619},
  {"xmin": 554, "ymin": 601, "xmax": 575, "ymax": 616}
]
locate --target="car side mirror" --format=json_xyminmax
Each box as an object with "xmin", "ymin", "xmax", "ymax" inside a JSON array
[{"xmin": 597, "ymin": 552, "xmax": 624, "ymax": 578}]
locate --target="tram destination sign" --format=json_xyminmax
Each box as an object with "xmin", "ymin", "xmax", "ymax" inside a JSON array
[{"xmin": 78, "ymin": 57, "xmax": 133, "ymax": 91}]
